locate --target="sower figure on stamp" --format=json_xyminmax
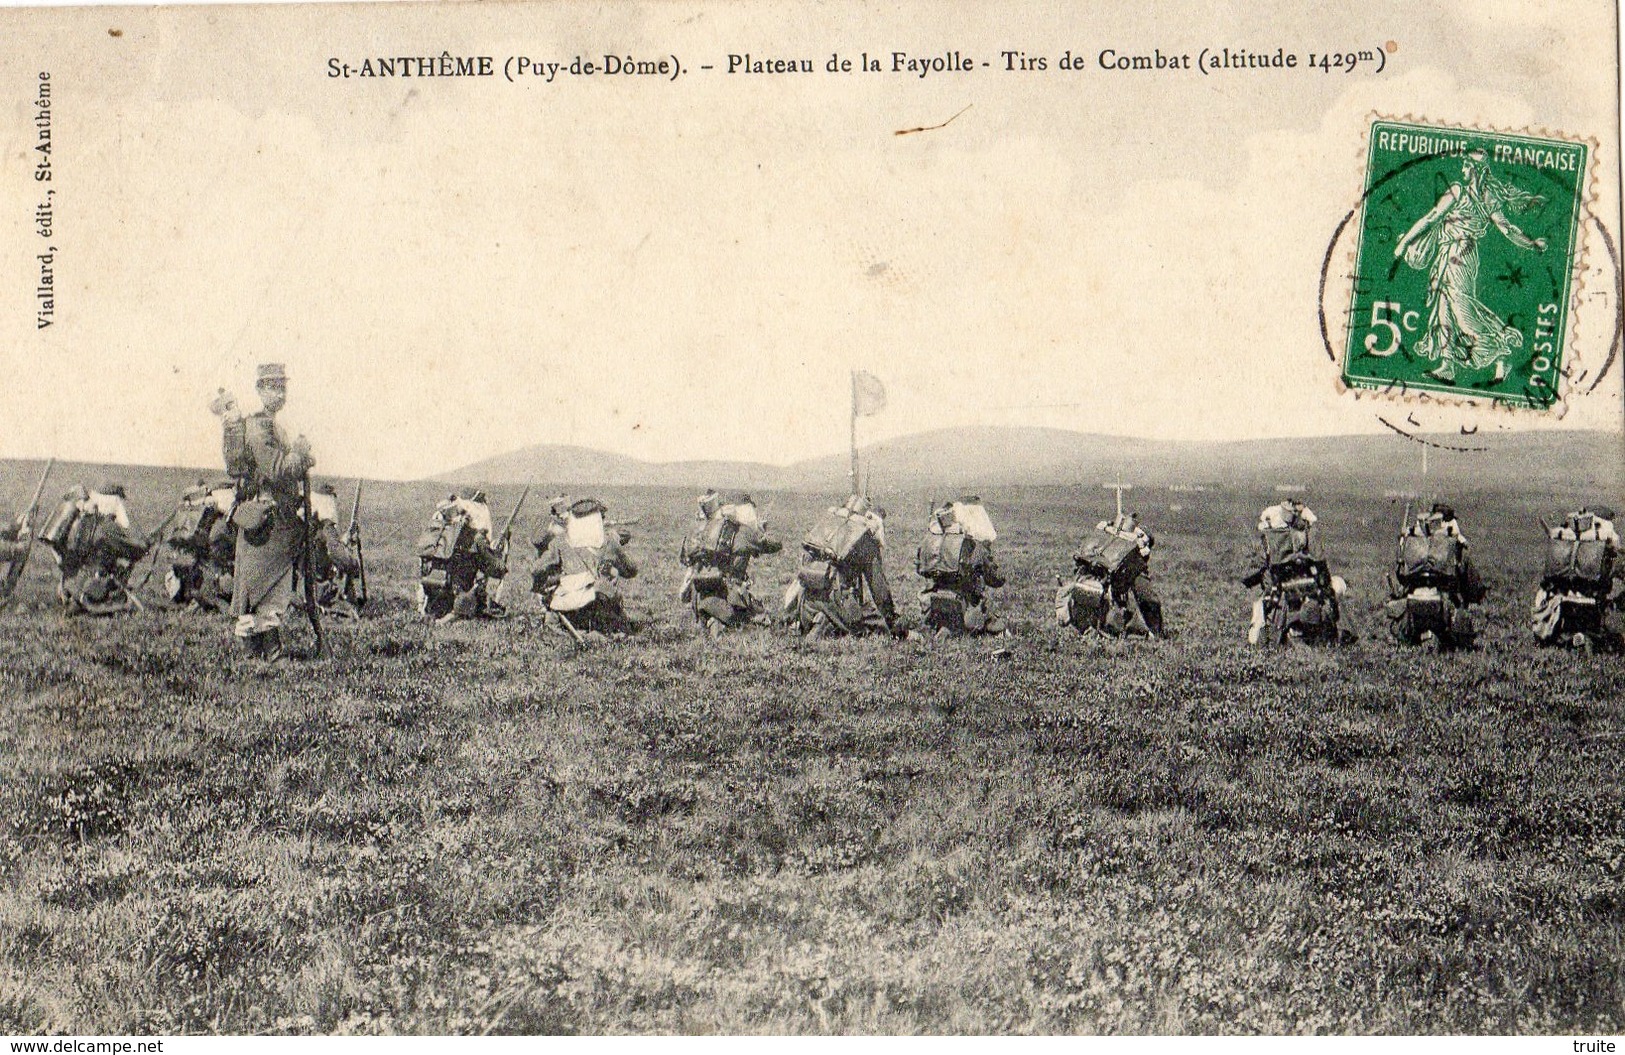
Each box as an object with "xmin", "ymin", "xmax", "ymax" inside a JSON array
[
  {"xmin": 211, "ymin": 362, "xmax": 315, "ymax": 660},
  {"xmin": 1393, "ymin": 149, "xmax": 1547, "ymax": 385}
]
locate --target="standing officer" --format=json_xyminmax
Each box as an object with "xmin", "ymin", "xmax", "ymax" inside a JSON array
[{"xmin": 211, "ymin": 363, "xmax": 315, "ymax": 660}]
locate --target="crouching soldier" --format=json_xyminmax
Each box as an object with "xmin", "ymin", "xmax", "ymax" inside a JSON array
[
  {"xmin": 1057, "ymin": 510, "xmax": 1161, "ymax": 638},
  {"xmin": 1387, "ymin": 501, "xmax": 1482, "ymax": 649},
  {"xmin": 1245, "ymin": 497, "xmax": 1347, "ymax": 646},
  {"xmin": 303, "ymin": 482, "xmax": 365, "ymax": 618},
  {"xmin": 1532, "ymin": 504, "xmax": 1621, "ymax": 649},
  {"xmin": 532, "ymin": 497, "xmax": 638, "ymax": 641},
  {"xmin": 915, "ymin": 496, "xmax": 1006, "ymax": 637},
  {"xmin": 784, "ymin": 495, "xmax": 904, "ymax": 638},
  {"xmin": 416, "ymin": 490, "xmax": 511, "ymax": 622},
  {"xmin": 680, "ymin": 489, "xmax": 782, "ymax": 635},
  {"xmin": 212, "ymin": 362, "xmax": 316, "ymax": 659},
  {"xmin": 158, "ymin": 479, "xmax": 238, "ymax": 610},
  {"xmin": 1097, "ymin": 510, "xmax": 1162, "ymax": 636},
  {"xmin": 36, "ymin": 482, "xmax": 149, "ymax": 615}
]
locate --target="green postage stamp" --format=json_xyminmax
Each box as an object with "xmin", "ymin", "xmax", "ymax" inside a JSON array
[{"xmin": 1342, "ymin": 120, "xmax": 1591, "ymax": 409}]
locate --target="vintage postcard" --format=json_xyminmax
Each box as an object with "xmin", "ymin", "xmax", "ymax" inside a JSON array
[{"xmin": 0, "ymin": 0, "xmax": 1621, "ymax": 1039}]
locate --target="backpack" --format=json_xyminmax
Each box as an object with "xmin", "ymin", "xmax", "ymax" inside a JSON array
[
  {"xmin": 1575, "ymin": 539, "xmax": 1613, "ymax": 582},
  {"xmin": 416, "ymin": 516, "xmax": 468, "ymax": 562},
  {"xmin": 688, "ymin": 515, "xmax": 741, "ymax": 566},
  {"xmin": 37, "ymin": 496, "xmax": 81, "ymax": 551},
  {"xmin": 1543, "ymin": 537, "xmax": 1577, "ymax": 581},
  {"xmin": 552, "ymin": 512, "xmax": 619, "ymax": 597},
  {"xmin": 804, "ymin": 509, "xmax": 878, "ymax": 566},
  {"xmin": 1075, "ymin": 528, "xmax": 1143, "ymax": 578},
  {"xmin": 797, "ymin": 559, "xmax": 836, "ymax": 595},
  {"xmin": 917, "ymin": 530, "xmax": 975, "ymax": 578},
  {"xmin": 1261, "ymin": 527, "xmax": 1311, "ymax": 566},
  {"xmin": 1399, "ymin": 533, "xmax": 1459, "ymax": 578},
  {"xmin": 169, "ymin": 502, "xmax": 214, "ymax": 551},
  {"xmin": 66, "ymin": 509, "xmax": 103, "ymax": 558},
  {"xmin": 169, "ymin": 486, "xmax": 232, "ymax": 554},
  {"xmin": 1546, "ymin": 536, "xmax": 1614, "ymax": 585}
]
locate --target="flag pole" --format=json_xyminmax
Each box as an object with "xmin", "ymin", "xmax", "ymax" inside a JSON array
[{"xmin": 850, "ymin": 370, "xmax": 859, "ymax": 496}]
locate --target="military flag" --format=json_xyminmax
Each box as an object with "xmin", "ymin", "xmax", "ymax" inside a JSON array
[
  {"xmin": 849, "ymin": 370, "xmax": 887, "ymax": 493},
  {"xmin": 853, "ymin": 370, "xmax": 887, "ymax": 417}
]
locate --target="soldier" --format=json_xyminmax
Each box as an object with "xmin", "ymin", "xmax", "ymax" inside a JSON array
[
  {"xmin": 306, "ymin": 482, "xmax": 363, "ymax": 616},
  {"xmin": 1245, "ymin": 496, "xmax": 1339, "ymax": 645},
  {"xmin": 211, "ymin": 362, "xmax": 315, "ymax": 660},
  {"xmin": 850, "ymin": 497, "xmax": 900, "ymax": 631},
  {"xmin": 915, "ymin": 496, "xmax": 1006, "ymax": 636},
  {"xmin": 1532, "ymin": 503, "xmax": 1621, "ymax": 646},
  {"xmin": 158, "ymin": 477, "xmax": 238, "ymax": 610},
  {"xmin": 531, "ymin": 497, "xmax": 639, "ymax": 637},
  {"xmin": 36, "ymin": 482, "xmax": 149, "ymax": 614},
  {"xmin": 1399, "ymin": 501, "xmax": 1485, "ymax": 605},
  {"xmin": 415, "ymin": 490, "xmax": 509, "ymax": 622},
  {"xmin": 786, "ymin": 494, "xmax": 903, "ymax": 637},
  {"xmin": 679, "ymin": 488, "xmax": 782, "ymax": 634},
  {"xmin": 528, "ymin": 495, "xmax": 573, "ymax": 602},
  {"xmin": 1093, "ymin": 509, "xmax": 1162, "ymax": 636}
]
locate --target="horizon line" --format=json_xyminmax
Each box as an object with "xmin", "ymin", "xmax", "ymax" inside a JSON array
[{"xmin": 0, "ymin": 423, "xmax": 1616, "ymax": 485}]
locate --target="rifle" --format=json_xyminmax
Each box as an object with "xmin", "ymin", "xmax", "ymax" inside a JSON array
[
  {"xmin": 301, "ymin": 472, "xmax": 325, "ymax": 657},
  {"xmin": 135, "ymin": 505, "xmax": 181, "ymax": 591},
  {"xmin": 0, "ymin": 457, "xmax": 53, "ymax": 608},
  {"xmin": 345, "ymin": 479, "xmax": 368, "ymax": 607},
  {"xmin": 491, "ymin": 486, "xmax": 530, "ymax": 608},
  {"xmin": 552, "ymin": 609, "xmax": 588, "ymax": 650}
]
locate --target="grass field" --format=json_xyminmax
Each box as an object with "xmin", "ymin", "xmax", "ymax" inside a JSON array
[{"xmin": 1, "ymin": 460, "xmax": 1623, "ymax": 1034}]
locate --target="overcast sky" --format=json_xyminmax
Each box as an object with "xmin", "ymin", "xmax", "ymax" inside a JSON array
[{"xmin": 1, "ymin": 0, "xmax": 1619, "ymax": 479}]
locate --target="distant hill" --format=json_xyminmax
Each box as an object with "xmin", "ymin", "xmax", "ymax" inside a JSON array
[
  {"xmin": 438, "ymin": 426, "xmax": 1623, "ymax": 495},
  {"xmin": 437, "ymin": 444, "xmax": 786, "ymax": 491}
]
